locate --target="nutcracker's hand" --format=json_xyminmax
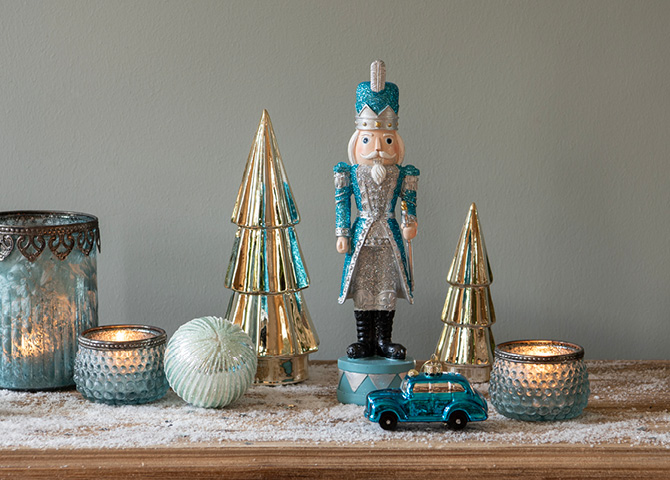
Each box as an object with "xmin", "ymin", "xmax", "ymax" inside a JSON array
[
  {"xmin": 336, "ymin": 236, "xmax": 350, "ymax": 254},
  {"xmin": 402, "ymin": 222, "xmax": 418, "ymax": 241}
]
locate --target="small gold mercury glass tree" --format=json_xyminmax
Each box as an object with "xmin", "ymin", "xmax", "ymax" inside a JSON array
[
  {"xmin": 224, "ymin": 110, "xmax": 319, "ymax": 385},
  {"xmin": 434, "ymin": 203, "xmax": 496, "ymax": 383}
]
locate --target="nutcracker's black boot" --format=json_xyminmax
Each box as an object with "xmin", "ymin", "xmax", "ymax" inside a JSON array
[
  {"xmin": 346, "ymin": 311, "xmax": 375, "ymax": 359},
  {"xmin": 375, "ymin": 310, "xmax": 407, "ymax": 359}
]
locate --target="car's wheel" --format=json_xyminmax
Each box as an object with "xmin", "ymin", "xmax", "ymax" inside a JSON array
[
  {"xmin": 447, "ymin": 410, "xmax": 468, "ymax": 431},
  {"xmin": 378, "ymin": 411, "xmax": 398, "ymax": 431}
]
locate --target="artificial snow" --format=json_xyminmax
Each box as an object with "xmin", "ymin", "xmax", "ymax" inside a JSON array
[{"xmin": 0, "ymin": 362, "xmax": 668, "ymax": 449}]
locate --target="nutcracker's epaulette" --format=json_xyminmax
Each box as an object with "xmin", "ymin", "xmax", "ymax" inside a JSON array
[
  {"xmin": 334, "ymin": 162, "xmax": 350, "ymax": 174},
  {"xmin": 402, "ymin": 164, "xmax": 420, "ymax": 176}
]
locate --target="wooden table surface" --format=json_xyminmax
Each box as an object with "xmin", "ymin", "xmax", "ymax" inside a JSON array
[{"xmin": 1, "ymin": 360, "xmax": 669, "ymax": 479}]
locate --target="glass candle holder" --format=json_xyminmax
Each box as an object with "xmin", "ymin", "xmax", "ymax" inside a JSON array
[
  {"xmin": 489, "ymin": 340, "xmax": 589, "ymax": 421},
  {"xmin": 74, "ymin": 325, "xmax": 169, "ymax": 405},
  {"xmin": 0, "ymin": 211, "xmax": 100, "ymax": 390}
]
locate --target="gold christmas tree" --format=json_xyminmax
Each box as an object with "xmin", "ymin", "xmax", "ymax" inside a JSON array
[
  {"xmin": 434, "ymin": 203, "xmax": 496, "ymax": 383},
  {"xmin": 225, "ymin": 110, "xmax": 319, "ymax": 384}
]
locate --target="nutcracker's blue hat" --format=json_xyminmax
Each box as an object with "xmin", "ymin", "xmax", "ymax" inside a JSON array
[{"xmin": 355, "ymin": 60, "xmax": 399, "ymax": 131}]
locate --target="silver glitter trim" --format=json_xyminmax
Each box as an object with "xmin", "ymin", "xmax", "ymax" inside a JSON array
[
  {"xmin": 339, "ymin": 166, "xmax": 412, "ymax": 306},
  {"xmin": 359, "ymin": 212, "xmax": 395, "ymax": 220},
  {"xmin": 334, "ymin": 172, "xmax": 350, "ymax": 189},
  {"xmin": 357, "ymin": 166, "xmax": 398, "ymax": 220},
  {"xmin": 363, "ymin": 237, "xmax": 391, "ymax": 247},
  {"xmin": 353, "ymin": 289, "xmax": 397, "ymax": 311},
  {"xmin": 335, "ymin": 227, "xmax": 351, "ymax": 237}
]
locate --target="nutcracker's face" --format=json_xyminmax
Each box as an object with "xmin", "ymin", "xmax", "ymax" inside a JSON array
[{"xmin": 353, "ymin": 130, "xmax": 401, "ymax": 166}]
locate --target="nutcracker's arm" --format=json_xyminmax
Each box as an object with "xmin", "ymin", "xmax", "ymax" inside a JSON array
[{"xmin": 334, "ymin": 162, "xmax": 352, "ymax": 238}]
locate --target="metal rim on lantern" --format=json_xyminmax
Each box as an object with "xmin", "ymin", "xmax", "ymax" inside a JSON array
[
  {"xmin": 78, "ymin": 325, "xmax": 167, "ymax": 351},
  {"xmin": 0, "ymin": 210, "xmax": 101, "ymax": 262},
  {"xmin": 0, "ymin": 210, "xmax": 99, "ymax": 235},
  {"xmin": 494, "ymin": 340, "xmax": 585, "ymax": 364}
]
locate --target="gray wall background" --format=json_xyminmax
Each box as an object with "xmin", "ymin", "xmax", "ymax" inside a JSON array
[{"xmin": 1, "ymin": 1, "xmax": 668, "ymax": 360}]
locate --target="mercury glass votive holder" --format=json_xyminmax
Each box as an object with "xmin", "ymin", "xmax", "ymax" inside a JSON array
[
  {"xmin": 0, "ymin": 211, "xmax": 100, "ymax": 390},
  {"xmin": 489, "ymin": 340, "xmax": 590, "ymax": 421},
  {"xmin": 74, "ymin": 325, "xmax": 169, "ymax": 405}
]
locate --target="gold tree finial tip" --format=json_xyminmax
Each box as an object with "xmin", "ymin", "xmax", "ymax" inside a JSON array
[
  {"xmin": 464, "ymin": 203, "xmax": 481, "ymax": 232},
  {"xmin": 231, "ymin": 111, "xmax": 300, "ymax": 229},
  {"xmin": 446, "ymin": 203, "xmax": 492, "ymax": 286}
]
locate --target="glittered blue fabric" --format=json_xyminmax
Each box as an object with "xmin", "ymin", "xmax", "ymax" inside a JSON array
[
  {"xmin": 403, "ymin": 165, "xmax": 419, "ymax": 176},
  {"xmin": 355, "ymin": 82, "xmax": 399, "ymax": 114},
  {"xmin": 350, "ymin": 164, "xmax": 362, "ymax": 209},
  {"xmin": 403, "ymin": 190, "xmax": 417, "ymax": 217},
  {"xmin": 334, "ymin": 163, "xmax": 420, "ymax": 300}
]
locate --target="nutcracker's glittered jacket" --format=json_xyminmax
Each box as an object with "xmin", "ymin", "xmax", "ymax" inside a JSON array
[{"xmin": 333, "ymin": 162, "xmax": 419, "ymax": 305}]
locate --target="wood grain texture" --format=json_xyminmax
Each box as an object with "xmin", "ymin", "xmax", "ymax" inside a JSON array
[
  {"xmin": 1, "ymin": 360, "xmax": 669, "ymax": 479},
  {"xmin": 2, "ymin": 445, "xmax": 669, "ymax": 480}
]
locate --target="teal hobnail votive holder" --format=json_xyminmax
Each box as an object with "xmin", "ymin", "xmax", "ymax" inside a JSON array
[
  {"xmin": 0, "ymin": 211, "xmax": 100, "ymax": 390},
  {"xmin": 489, "ymin": 340, "xmax": 590, "ymax": 421},
  {"xmin": 74, "ymin": 325, "xmax": 169, "ymax": 405}
]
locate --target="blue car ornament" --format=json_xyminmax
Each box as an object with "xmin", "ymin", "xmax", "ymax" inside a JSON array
[{"xmin": 364, "ymin": 356, "xmax": 488, "ymax": 431}]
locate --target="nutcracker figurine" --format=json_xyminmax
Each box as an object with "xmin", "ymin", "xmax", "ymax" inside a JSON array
[{"xmin": 335, "ymin": 60, "xmax": 418, "ymax": 405}]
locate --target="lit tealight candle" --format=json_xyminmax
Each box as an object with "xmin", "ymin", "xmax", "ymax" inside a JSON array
[
  {"xmin": 489, "ymin": 340, "xmax": 590, "ymax": 421},
  {"xmin": 74, "ymin": 325, "xmax": 169, "ymax": 405}
]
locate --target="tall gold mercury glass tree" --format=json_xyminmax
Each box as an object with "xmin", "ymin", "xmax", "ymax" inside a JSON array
[
  {"xmin": 434, "ymin": 203, "xmax": 496, "ymax": 383},
  {"xmin": 225, "ymin": 110, "xmax": 319, "ymax": 385}
]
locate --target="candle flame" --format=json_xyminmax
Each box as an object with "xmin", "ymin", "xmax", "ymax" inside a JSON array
[
  {"xmin": 87, "ymin": 328, "xmax": 154, "ymax": 343},
  {"xmin": 111, "ymin": 330, "xmax": 134, "ymax": 342}
]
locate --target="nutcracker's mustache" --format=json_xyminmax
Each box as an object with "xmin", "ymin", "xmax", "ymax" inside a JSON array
[{"xmin": 360, "ymin": 150, "xmax": 397, "ymax": 160}]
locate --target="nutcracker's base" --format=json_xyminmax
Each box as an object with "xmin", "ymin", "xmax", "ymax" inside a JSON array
[
  {"xmin": 255, "ymin": 354, "xmax": 310, "ymax": 385},
  {"xmin": 337, "ymin": 355, "xmax": 415, "ymax": 405}
]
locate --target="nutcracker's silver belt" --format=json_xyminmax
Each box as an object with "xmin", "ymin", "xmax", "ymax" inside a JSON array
[{"xmin": 357, "ymin": 211, "xmax": 395, "ymax": 220}]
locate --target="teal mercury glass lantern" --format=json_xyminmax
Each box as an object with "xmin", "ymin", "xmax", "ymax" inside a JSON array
[
  {"xmin": 0, "ymin": 211, "xmax": 100, "ymax": 390},
  {"xmin": 74, "ymin": 325, "xmax": 169, "ymax": 405},
  {"xmin": 489, "ymin": 340, "xmax": 590, "ymax": 421}
]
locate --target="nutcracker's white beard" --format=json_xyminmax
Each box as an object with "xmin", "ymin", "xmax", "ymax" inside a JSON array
[
  {"xmin": 372, "ymin": 159, "xmax": 387, "ymax": 185},
  {"xmin": 360, "ymin": 151, "xmax": 397, "ymax": 185}
]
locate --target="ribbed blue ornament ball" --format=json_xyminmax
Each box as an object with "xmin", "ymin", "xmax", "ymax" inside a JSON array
[{"xmin": 164, "ymin": 316, "xmax": 257, "ymax": 408}]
